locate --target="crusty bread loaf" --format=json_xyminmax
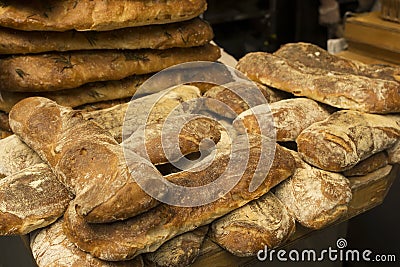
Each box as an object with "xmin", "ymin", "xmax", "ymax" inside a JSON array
[
  {"xmin": 0, "ymin": 163, "xmax": 72, "ymax": 235},
  {"xmin": 297, "ymin": 110, "xmax": 400, "ymax": 172},
  {"xmin": 123, "ymin": 115, "xmax": 222, "ymax": 165},
  {"xmin": 0, "ymin": 18, "xmax": 213, "ymax": 54},
  {"xmin": 63, "ymin": 134, "xmax": 296, "ymax": 261},
  {"xmin": 387, "ymin": 141, "xmax": 400, "ymax": 164},
  {"xmin": 233, "ymin": 98, "xmax": 331, "ymax": 142},
  {"xmin": 9, "ymin": 97, "xmax": 164, "ymax": 223},
  {"xmin": 275, "ymin": 150, "xmax": 352, "ymax": 229},
  {"xmin": 0, "ymin": 135, "xmax": 43, "ymax": 178},
  {"xmin": 236, "ymin": 52, "xmax": 400, "ymax": 114},
  {"xmin": 0, "ymin": 0, "xmax": 207, "ymax": 31},
  {"xmin": 343, "ymin": 151, "xmax": 389, "ymax": 177},
  {"xmin": 210, "ymin": 192, "xmax": 295, "ymax": 257},
  {"xmin": 0, "ymin": 75, "xmax": 150, "ymax": 113},
  {"xmin": 31, "ymin": 219, "xmax": 144, "ymax": 267},
  {"xmin": 144, "ymin": 226, "xmax": 208, "ymax": 267},
  {"xmin": 274, "ymin": 42, "xmax": 400, "ymax": 82},
  {"xmin": 0, "ymin": 44, "xmax": 220, "ymax": 92},
  {"xmin": 203, "ymin": 81, "xmax": 289, "ymax": 119}
]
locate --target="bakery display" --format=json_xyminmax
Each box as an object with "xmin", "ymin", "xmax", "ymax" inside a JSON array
[{"xmin": 0, "ymin": 0, "xmax": 398, "ymax": 264}]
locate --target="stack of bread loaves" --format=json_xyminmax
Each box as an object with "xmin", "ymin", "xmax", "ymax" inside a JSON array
[
  {"xmin": 0, "ymin": 0, "xmax": 221, "ymax": 138},
  {"xmin": 0, "ymin": 41, "xmax": 399, "ymax": 266}
]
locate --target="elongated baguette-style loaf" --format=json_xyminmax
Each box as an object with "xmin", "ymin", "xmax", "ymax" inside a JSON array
[
  {"xmin": 144, "ymin": 226, "xmax": 208, "ymax": 267},
  {"xmin": 0, "ymin": 18, "xmax": 213, "ymax": 54},
  {"xmin": 9, "ymin": 97, "xmax": 164, "ymax": 223},
  {"xmin": 236, "ymin": 52, "xmax": 400, "ymax": 114},
  {"xmin": 63, "ymin": 134, "xmax": 296, "ymax": 261},
  {"xmin": 31, "ymin": 219, "xmax": 144, "ymax": 267},
  {"xmin": 0, "ymin": 0, "xmax": 207, "ymax": 31},
  {"xmin": 210, "ymin": 192, "xmax": 295, "ymax": 257},
  {"xmin": 0, "ymin": 163, "xmax": 72, "ymax": 235},
  {"xmin": 274, "ymin": 42, "xmax": 400, "ymax": 82},
  {"xmin": 297, "ymin": 110, "xmax": 400, "ymax": 172},
  {"xmin": 0, "ymin": 44, "xmax": 220, "ymax": 92},
  {"xmin": 233, "ymin": 98, "xmax": 331, "ymax": 141},
  {"xmin": 275, "ymin": 150, "xmax": 352, "ymax": 229}
]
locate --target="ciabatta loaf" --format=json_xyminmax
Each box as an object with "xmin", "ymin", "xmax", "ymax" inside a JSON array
[
  {"xmin": 236, "ymin": 52, "xmax": 400, "ymax": 114},
  {"xmin": 210, "ymin": 192, "xmax": 295, "ymax": 257},
  {"xmin": 9, "ymin": 97, "xmax": 163, "ymax": 223},
  {"xmin": 0, "ymin": 164, "xmax": 72, "ymax": 235},
  {"xmin": 0, "ymin": 44, "xmax": 220, "ymax": 92},
  {"xmin": 0, "ymin": 0, "xmax": 207, "ymax": 31},
  {"xmin": 297, "ymin": 110, "xmax": 400, "ymax": 172},
  {"xmin": 275, "ymin": 150, "xmax": 352, "ymax": 229}
]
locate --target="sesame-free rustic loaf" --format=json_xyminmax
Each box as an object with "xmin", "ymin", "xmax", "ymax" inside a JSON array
[
  {"xmin": 30, "ymin": 219, "xmax": 144, "ymax": 267},
  {"xmin": 9, "ymin": 97, "xmax": 164, "ymax": 223},
  {"xmin": 274, "ymin": 42, "xmax": 400, "ymax": 82},
  {"xmin": 342, "ymin": 151, "xmax": 389, "ymax": 177},
  {"xmin": 296, "ymin": 110, "xmax": 400, "ymax": 172},
  {"xmin": 63, "ymin": 134, "xmax": 296, "ymax": 261},
  {"xmin": 387, "ymin": 141, "xmax": 400, "ymax": 164},
  {"xmin": 0, "ymin": 18, "xmax": 213, "ymax": 54},
  {"xmin": 233, "ymin": 98, "xmax": 331, "ymax": 142},
  {"xmin": 210, "ymin": 192, "xmax": 296, "ymax": 257},
  {"xmin": 0, "ymin": 0, "xmax": 207, "ymax": 31},
  {"xmin": 236, "ymin": 52, "xmax": 400, "ymax": 114},
  {"xmin": 144, "ymin": 226, "xmax": 209, "ymax": 267},
  {"xmin": 274, "ymin": 150, "xmax": 352, "ymax": 229},
  {"xmin": 0, "ymin": 75, "xmax": 150, "ymax": 113},
  {"xmin": 0, "ymin": 44, "xmax": 220, "ymax": 92},
  {"xmin": 0, "ymin": 163, "xmax": 72, "ymax": 235}
]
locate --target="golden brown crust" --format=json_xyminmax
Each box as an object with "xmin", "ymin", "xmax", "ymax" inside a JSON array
[
  {"xmin": 0, "ymin": 18, "xmax": 213, "ymax": 54},
  {"xmin": 0, "ymin": 0, "xmax": 207, "ymax": 31},
  {"xmin": 233, "ymin": 98, "xmax": 331, "ymax": 141},
  {"xmin": 274, "ymin": 42, "xmax": 400, "ymax": 82},
  {"xmin": 0, "ymin": 163, "xmax": 72, "ymax": 235},
  {"xmin": 9, "ymin": 97, "xmax": 164, "ymax": 223},
  {"xmin": 31, "ymin": 219, "xmax": 144, "ymax": 267},
  {"xmin": 387, "ymin": 141, "xmax": 400, "ymax": 164},
  {"xmin": 63, "ymin": 135, "xmax": 296, "ymax": 261},
  {"xmin": 236, "ymin": 52, "xmax": 400, "ymax": 114},
  {"xmin": 0, "ymin": 75, "xmax": 150, "ymax": 113},
  {"xmin": 210, "ymin": 192, "xmax": 296, "ymax": 257},
  {"xmin": 144, "ymin": 226, "xmax": 208, "ymax": 267},
  {"xmin": 296, "ymin": 110, "xmax": 400, "ymax": 172},
  {"xmin": 275, "ymin": 150, "xmax": 352, "ymax": 229},
  {"xmin": 343, "ymin": 151, "xmax": 389, "ymax": 177},
  {"xmin": 0, "ymin": 44, "xmax": 221, "ymax": 92}
]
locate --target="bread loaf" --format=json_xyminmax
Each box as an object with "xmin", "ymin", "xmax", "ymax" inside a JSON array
[
  {"xmin": 9, "ymin": 97, "xmax": 164, "ymax": 223},
  {"xmin": 343, "ymin": 151, "xmax": 389, "ymax": 177},
  {"xmin": 144, "ymin": 226, "xmax": 208, "ymax": 267},
  {"xmin": 210, "ymin": 192, "xmax": 295, "ymax": 257},
  {"xmin": 31, "ymin": 219, "xmax": 144, "ymax": 267},
  {"xmin": 63, "ymin": 134, "xmax": 296, "ymax": 260},
  {"xmin": 274, "ymin": 42, "xmax": 400, "ymax": 82},
  {"xmin": 0, "ymin": 75, "xmax": 150, "ymax": 113},
  {"xmin": 387, "ymin": 141, "xmax": 400, "ymax": 164},
  {"xmin": 0, "ymin": 18, "xmax": 213, "ymax": 54},
  {"xmin": 274, "ymin": 150, "xmax": 352, "ymax": 229},
  {"xmin": 296, "ymin": 110, "xmax": 400, "ymax": 172},
  {"xmin": 0, "ymin": 163, "xmax": 72, "ymax": 235},
  {"xmin": 203, "ymin": 81, "xmax": 288, "ymax": 119},
  {"xmin": 236, "ymin": 52, "xmax": 400, "ymax": 114},
  {"xmin": 0, "ymin": 44, "xmax": 221, "ymax": 92},
  {"xmin": 0, "ymin": 0, "xmax": 207, "ymax": 31},
  {"xmin": 233, "ymin": 98, "xmax": 331, "ymax": 142}
]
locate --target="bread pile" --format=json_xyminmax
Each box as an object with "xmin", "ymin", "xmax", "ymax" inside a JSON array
[
  {"xmin": 0, "ymin": 0, "xmax": 221, "ymax": 139},
  {"xmin": 0, "ymin": 41, "xmax": 399, "ymax": 267}
]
